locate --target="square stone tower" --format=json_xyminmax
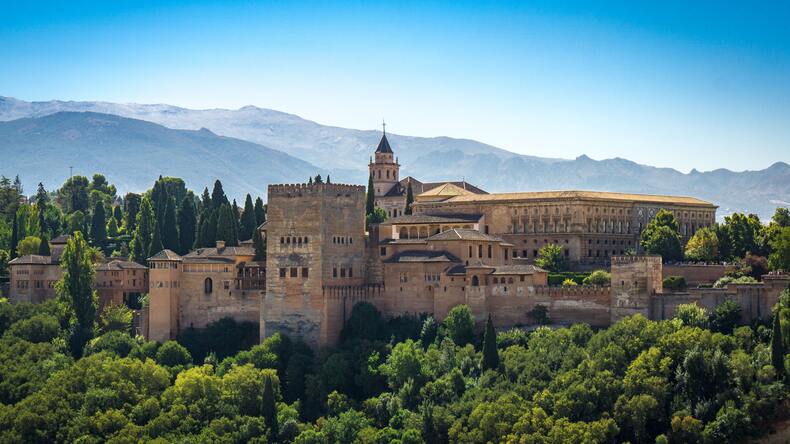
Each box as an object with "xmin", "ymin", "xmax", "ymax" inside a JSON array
[
  {"xmin": 262, "ymin": 183, "xmax": 366, "ymax": 347},
  {"xmin": 610, "ymin": 255, "xmax": 663, "ymax": 322}
]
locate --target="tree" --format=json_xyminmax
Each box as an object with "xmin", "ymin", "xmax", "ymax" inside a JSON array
[
  {"xmin": 710, "ymin": 300, "xmax": 741, "ymax": 334},
  {"xmin": 131, "ymin": 197, "xmax": 155, "ymax": 263},
  {"xmin": 150, "ymin": 220, "xmax": 164, "ymax": 255},
  {"xmin": 56, "ymin": 231, "xmax": 97, "ymax": 357},
  {"xmin": 366, "ymin": 174, "xmax": 375, "ymax": 216},
  {"xmin": 662, "ymin": 276, "xmax": 687, "ymax": 291},
  {"xmin": 216, "ymin": 203, "xmax": 239, "ymax": 246},
  {"xmin": 674, "ymin": 303, "xmax": 708, "ymax": 328},
  {"xmin": 16, "ymin": 236, "xmax": 41, "ymax": 256},
  {"xmin": 262, "ymin": 375, "xmax": 278, "ymax": 438},
  {"xmin": 38, "ymin": 234, "xmax": 51, "ymax": 256},
  {"xmin": 366, "ymin": 208, "xmax": 387, "ymax": 229},
  {"xmin": 178, "ymin": 196, "xmax": 197, "ymax": 255},
  {"xmin": 254, "ymin": 197, "xmax": 266, "ymax": 226},
  {"xmin": 314, "ymin": 174, "xmax": 323, "ymax": 184},
  {"xmin": 641, "ymin": 210, "xmax": 682, "ymax": 262},
  {"xmin": 535, "ymin": 243, "xmax": 567, "ymax": 272},
  {"xmin": 106, "ymin": 216, "xmax": 119, "ymax": 238},
  {"xmin": 253, "ymin": 227, "xmax": 266, "ymax": 261},
  {"xmin": 59, "ymin": 175, "xmax": 90, "ymax": 213},
  {"xmin": 112, "ymin": 205, "xmax": 123, "ymax": 226},
  {"xmin": 771, "ymin": 311, "xmax": 785, "ymax": 379},
  {"xmin": 582, "ymin": 270, "xmax": 611, "ymax": 286},
  {"xmin": 162, "ymin": 197, "xmax": 179, "ymax": 252},
  {"xmin": 123, "ymin": 193, "xmax": 141, "ymax": 233},
  {"xmin": 405, "ymin": 182, "xmax": 414, "ymax": 215},
  {"xmin": 100, "ymin": 304, "xmax": 133, "ymax": 333},
  {"xmin": 211, "ymin": 180, "xmax": 228, "ymax": 209},
  {"xmin": 722, "ymin": 212, "xmax": 764, "ymax": 259},
  {"xmin": 239, "ymin": 194, "xmax": 257, "ymax": 241},
  {"xmin": 156, "ymin": 340, "xmax": 192, "ymax": 367},
  {"xmin": 443, "ymin": 305, "xmax": 475, "ymax": 346},
  {"xmin": 10, "ymin": 214, "xmax": 18, "ymax": 259},
  {"xmin": 481, "ymin": 315, "xmax": 499, "ymax": 371},
  {"xmin": 684, "ymin": 227, "xmax": 719, "ymax": 262},
  {"xmin": 90, "ymin": 201, "xmax": 107, "ymax": 249},
  {"xmin": 768, "ymin": 226, "xmax": 790, "ymax": 271}
]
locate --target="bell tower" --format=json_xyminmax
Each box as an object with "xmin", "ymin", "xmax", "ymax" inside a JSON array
[{"xmin": 369, "ymin": 121, "xmax": 400, "ymax": 198}]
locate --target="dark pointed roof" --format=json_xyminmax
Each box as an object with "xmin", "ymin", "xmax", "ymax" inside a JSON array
[{"xmin": 375, "ymin": 133, "xmax": 393, "ymax": 154}]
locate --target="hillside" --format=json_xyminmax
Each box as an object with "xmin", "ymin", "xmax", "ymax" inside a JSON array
[
  {"xmin": 1, "ymin": 96, "xmax": 788, "ymax": 218},
  {"xmin": 0, "ymin": 111, "xmax": 325, "ymax": 199}
]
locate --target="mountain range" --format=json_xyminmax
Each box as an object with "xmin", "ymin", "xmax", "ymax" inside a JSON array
[{"xmin": 1, "ymin": 96, "xmax": 788, "ymax": 220}]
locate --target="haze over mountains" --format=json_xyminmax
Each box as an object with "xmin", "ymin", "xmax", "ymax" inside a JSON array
[{"xmin": 1, "ymin": 96, "xmax": 788, "ymax": 220}]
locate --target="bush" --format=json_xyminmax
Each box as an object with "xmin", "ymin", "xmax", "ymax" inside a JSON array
[
  {"xmin": 85, "ymin": 331, "xmax": 138, "ymax": 357},
  {"xmin": 561, "ymin": 278, "xmax": 578, "ymax": 287},
  {"xmin": 663, "ymin": 276, "xmax": 687, "ymax": 291},
  {"xmin": 583, "ymin": 270, "xmax": 611, "ymax": 286},
  {"xmin": 675, "ymin": 303, "xmax": 708, "ymax": 329},
  {"xmin": 156, "ymin": 340, "xmax": 192, "ymax": 367},
  {"xmin": 547, "ymin": 272, "xmax": 590, "ymax": 286},
  {"xmin": 713, "ymin": 275, "xmax": 758, "ymax": 289},
  {"xmin": 6, "ymin": 314, "xmax": 61, "ymax": 343}
]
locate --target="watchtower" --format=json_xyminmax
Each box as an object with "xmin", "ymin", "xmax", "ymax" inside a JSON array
[
  {"xmin": 262, "ymin": 182, "xmax": 366, "ymax": 347},
  {"xmin": 610, "ymin": 255, "xmax": 663, "ymax": 322},
  {"xmin": 369, "ymin": 122, "xmax": 400, "ymax": 198}
]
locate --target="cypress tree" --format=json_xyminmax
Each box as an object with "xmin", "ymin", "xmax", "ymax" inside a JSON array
[
  {"xmin": 231, "ymin": 200, "xmax": 240, "ymax": 243},
  {"xmin": 216, "ymin": 204, "xmax": 238, "ymax": 246},
  {"xmin": 131, "ymin": 197, "xmax": 155, "ymax": 263},
  {"xmin": 211, "ymin": 180, "xmax": 227, "ymax": 209},
  {"xmin": 123, "ymin": 193, "xmax": 141, "ymax": 233},
  {"xmin": 107, "ymin": 217, "xmax": 119, "ymax": 238},
  {"xmin": 38, "ymin": 234, "xmax": 51, "ymax": 256},
  {"xmin": 772, "ymin": 312, "xmax": 785, "ymax": 379},
  {"xmin": 326, "ymin": 175, "xmax": 331, "ymax": 184},
  {"xmin": 150, "ymin": 220, "xmax": 164, "ymax": 256},
  {"xmin": 481, "ymin": 315, "xmax": 500, "ymax": 371},
  {"xmin": 308, "ymin": 177, "xmax": 313, "ymax": 185},
  {"xmin": 203, "ymin": 210, "xmax": 218, "ymax": 247},
  {"xmin": 162, "ymin": 197, "xmax": 179, "ymax": 251},
  {"xmin": 56, "ymin": 231, "xmax": 97, "ymax": 358},
  {"xmin": 254, "ymin": 197, "xmax": 266, "ymax": 226},
  {"xmin": 253, "ymin": 227, "xmax": 266, "ymax": 261},
  {"xmin": 314, "ymin": 174, "xmax": 323, "ymax": 184},
  {"xmin": 200, "ymin": 187, "xmax": 212, "ymax": 212},
  {"xmin": 366, "ymin": 173, "xmax": 375, "ymax": 216},
  {"xmin": 150, "ymin": 179, "xmax": 167, "ymax": 226},
  {"xmin": 113, "ymin": 205, "xmax": 123, "ymax": 226},
  {"xmin": 405, "ymin": 181, "xmax": 414, "ymax": 215},
  {"xmin": 10, "ymin": 213, "xmax": 19, "ymax": 259},
  {"xmin": 178, "ymin": 196, "xmax": 197, "ymax": 255},
  {"xmin": 90, "ymin": 201, "xmax": 107, "ymax": 249},
  {"xmin": 262, "ymin": 376, "xmax": 278, "ymax": 438},
  {"xmin": 240, "ymin": 194, "xmax": 256, "ymax": 241}
]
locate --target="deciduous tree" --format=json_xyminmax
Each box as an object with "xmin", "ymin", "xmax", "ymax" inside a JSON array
[{"xmin": 56, "ymin": 231, "xmax": 97, "ymax": 357}]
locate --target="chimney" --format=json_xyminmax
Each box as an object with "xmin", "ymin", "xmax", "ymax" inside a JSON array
[{"xmin": 216, "ymin": 240, "xmax": 226, "ymax": 250}]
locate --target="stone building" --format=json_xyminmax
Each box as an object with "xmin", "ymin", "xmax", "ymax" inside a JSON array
[
  {"xmin": 95, "ymin": 259, "xmax": 149, "ymax": 310},
  {"xmin": 146, "ymin": 242, "xmax": 264, "ymax": 343}
]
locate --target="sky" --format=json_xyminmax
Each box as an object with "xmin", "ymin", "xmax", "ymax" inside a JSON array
[{"xmin": 1, "ymin": 0, "xmax": 789, "ymax": 172}]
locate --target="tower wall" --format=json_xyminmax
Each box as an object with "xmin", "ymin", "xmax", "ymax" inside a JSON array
[
  {"xmin": 262, "ymin": 183, "xmax": 367, "ymax": 347},
  {"xmin": 610, "ymin": 255, "xmax": 662, "ymax": 322},
  {"xmin": 148, "ymin": 260, "xmax": 181, "ymax": 342}
]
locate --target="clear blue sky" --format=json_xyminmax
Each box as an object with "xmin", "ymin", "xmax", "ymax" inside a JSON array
[{"xmin": 2, "ymin": 0, "xmax": 789, "ymax": 172}]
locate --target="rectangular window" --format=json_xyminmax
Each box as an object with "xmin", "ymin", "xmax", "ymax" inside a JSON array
[
  {"xmin": 348, "ymin": 267, "xmax": 353, "ymax": 278},
  {"xmin": 279, "ymin": 268, "xmax": 286, "ymax": 278},
  {"xmin": 340, "ymin": 268, "xmax": 346, "ymax": 278},
  {"xmin": 290, "ymin": 267, "xmax": 297, "ymax": 278},
  {"xmin": 302, "ymin": 267, "xmax": 309, "ymax": 278},
  {"xmin": 478, "ymin": 245, "xmax": 483, "ymax": 257},
  {"xmin": 380, "ymin": 247, "xmax": 386, "ymax": 256},
  {"xmin": 333, "ymin": 267, "xmax": 338, "ymax": 278}
]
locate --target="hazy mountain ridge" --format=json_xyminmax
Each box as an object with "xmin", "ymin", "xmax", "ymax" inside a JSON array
[
  {"xmin": 0, "ymin": 111, "xmax": 326, "ymax": 200},
  {"xmin": 1, "ymin": 96, "xmax": 788, "ymax": 219}
]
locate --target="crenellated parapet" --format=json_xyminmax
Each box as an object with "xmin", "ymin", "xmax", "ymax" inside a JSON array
[
  {"xmin": 611, "ymin": 255, "xmax": 662, "ymax": 266},
  {"xmin": 268, "ymin": 183, "xmax": 366, "ymax": 198},
  {"xmin": 530, "ymin": 285, "xmax": 611, "ymax": 298}
]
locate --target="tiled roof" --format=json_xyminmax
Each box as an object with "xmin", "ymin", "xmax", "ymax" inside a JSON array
[
  {"xmin": 427, "ymin": 228, "xmax": 504, "ymax": 242},
  {"xmin": 375, "ymin": 134, "xmax": 393, "ymax": 154},
  {"xmin": 384, "ymin": 250, "xmax": 461, "ymax": 263},
  {"xmin": 381, "ymin": 213, "xmax": 482, "ymax": 225},
  {"xmin": 183, "ymin": 245, "xmax": 255, "ymax": 258},
  {"xmin": 442, "ymin": 190, "xmax": 715, "ymax": 207},
  {"xmin": 400, "ymin": 177, "xmax": 487, "ymax": 195},
  {"xmin": 383, "ymin": 184, "xmax": 406, "ymax": 197},
  {"xmin": 8, "ymin": 255, "xmax": 53, "ymax": 265},
  {"xmin": 148, "ymin": 249, "xmax": 182, "ymax": 261},
  {"xmin": 50, "ymin": 234, "xmax": 72, "ymax": 244},
  {"xmin": 491, "ymin": 265, "xmax": 547, "ymax": 275},
  {"xmin": 383, "ymin": 238, "xmax": 429, "ymax": 245},
  {"xmin": 96, "ymin": 260, "xmax": 148, "ymax": 271},
  {"xmin": 416, "ymin": 182, "xmax": 477, "ymax": 200}
]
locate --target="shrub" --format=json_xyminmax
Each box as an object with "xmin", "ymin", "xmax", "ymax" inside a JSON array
[
  {"xmin": 6, "ymin": 314, "xmax": 61, "ymax": 343},
  {"xmin": 583, "ymin": 270, "xmax": 611, "ymax": 286},
  {"xmin": 561, "ymin": 278, "xmax": 578, "ymax": 287},
  {"xmin": 714, "ymin": 275, "xmax": 758, "ymax": 289},
  {"xmin": 675, "ymin": 303, "xmax": 708, "ymax": 328},
  {"xmin": 156, "ymin": 340, "xmax": 192, "ymax": 367},
  {"xmin": 85, "ymin": 331, "xmax": 138, "ymax": 357},
  {"xmin": 663, "ymin": 276, "xmax": 687, "ymax": 291}
]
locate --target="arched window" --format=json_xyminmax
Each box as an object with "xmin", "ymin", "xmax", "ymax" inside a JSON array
[
  {"xmin": 471, "ymin": 276, "xmax": 480, "ymax": 287},
  {"xmin": 204, "ymin": 278, "xmax": 213, "ymax": 294},
  {"xmin": 400, "ymin": 227, "xmax": 408, "ymax": 239}
]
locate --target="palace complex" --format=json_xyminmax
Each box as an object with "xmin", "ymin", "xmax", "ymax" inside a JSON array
[{"xmin": 8, "ymin": 131, "xmax": 788, "ymax": 348}]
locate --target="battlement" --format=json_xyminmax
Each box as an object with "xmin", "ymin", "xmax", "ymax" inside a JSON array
[
  {"xmin": 531, "ymin": 285, "xmax": 611, "ymax": 298},
  {"xmin": 268, "ymin": 183, "xmax": 365, "ymax": 198},
  {"xmin": 611, "ymin": 255, "xmax": 662, "ymax": 265}
]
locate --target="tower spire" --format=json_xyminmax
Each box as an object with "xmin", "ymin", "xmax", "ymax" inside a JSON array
[{"xmin": 382, "ymin": 119, "xmax": 386, "ymax": 136}]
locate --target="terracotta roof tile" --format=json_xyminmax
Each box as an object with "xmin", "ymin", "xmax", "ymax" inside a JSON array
[{"xmin": 442, "ymin": 190, "xmax": 715, "ymax": 207}]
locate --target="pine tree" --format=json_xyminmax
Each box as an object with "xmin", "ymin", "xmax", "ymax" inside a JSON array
[
  {"xmin": 162, "ymin": 197, "xmax": 179, "ymax": 251},
  {"xmin": 35, "ymin": 182, "xmax": 49, "ymax": 206},
  {"xmin": 254, "ymin": 197, "xmax": 266, "ymax": 226},
  {"xmin": 131, "ymin": 197, "xmax": 155, "ymax": 263},
  {"xmin": 10, "ymin": 212, "xmax": 19, "ymax": 259},
  {"xmin": 90, "ymin": 201, "xmax": 107, "ymax": 249},
  {"xmin": 38, "ymin": 234, "xmax": 51, "ymax": 256},
  {"xmin": 366, "ymin": 173, "xmax": 375, "ymax": 216},
  {"xmin": 56, "ymin": 231, "xmax": 97, "ymax": 357},
  {"xmin": 481, "ymin": 315, "xmax": 500, "ymax": 371},
  {"xmin": 405, "ymin": 181, "xmax": 414, "ymax": 215},
  {"xmin": 253, "ymin": 227, "xmax": 266, "ymax": 261},
  {"xmin": 211, "ymin": 180, "xmax": 227, "ymax": 209},
  {"xmin": 262, "ymin": 376, "xmax": 278, "ymax": 438},
  {"xmin": 178, "ymin": 196, "xmax": 197, "ymax": 255},
  {"xmin": 772, "ymin": 312, "xmax": 785, "ymax": 379},
  {"xmin": 240, "ymin": 194, "xmax": 257, "ymax": 241},
  {"xmin": 150, "ymin": 220, "xmax": 164, "ymax": 256}
]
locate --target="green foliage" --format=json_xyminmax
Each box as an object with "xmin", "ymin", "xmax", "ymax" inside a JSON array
[
  {"xmin": 662, "ymin": 275, "xmax": 687, "ymax": 291},
  {"xmin": 768, "ymin": 226, "xmax": 790, "ymax": 271},
  {"xmin": 253, "ymin": 226, "xmax": 266, "ymax": 261},
  {"xmin": 675, "ymin": 303, "xmax": 708, "ymax": 329},
  {"xmin": 16, "ymin": 235, "xmax": 41, "ymax": 256},
  {"xmin": 90, "ymin": 200, "xmax": 107, "ymax": 249},
  {"xmin": 366, "ymin": 174, "xmax": 375, "ymax": 216},
  {"xmin": 527, "ymin": 304, "xmax": 551, "ymax": 325},
  {"xmin": 239, "ymin": 194, "xmax": 257, "ymax": 241},
  {"xmin": 156, "ymin": 340, "xmax": 192, "ymax": 367},
  {"xmin": 722, "ymin": 212, "xmax": 765, "ymax": 260},
  {"xmin": 215, "ymin": 203, "xmax": 239, "ymax": 246},
  {"xmin": 685, "ymin": 227, "xmax": 719, "ymax": 262},
  {"xmin": 561, "ymin": 278, "xmax": 577, "ymax": 287},
  {"xmin": 366, "ymin": 207, "xmax": 387, "ymax": 228},
  {"xmin": 547, "ymin": 271, "xmax": 590, "ymax": 286},
  {"xmin": 710, "ymin": 300, "xmax": 741, "ymax": 334},
  {"xmin": 583, "ymin": 269, "xmax": 611, "ymax": 286},
  {"xmin": 481, "ymin": 315, "xmax": 500, "ymax": 371},
  {"xmin": 771, "ymin": 311, "xmax": 785, "ymax": 379},
  {"xmin": 100, "ymin": 304, "xmax": 133, "ymax": 333},
  {"xmin": 162, "ymin": 196, "xmax": 179, "ymax": 252},
  {"xmin": 254, "ymin": 196, "xmax": 266, "ymax": 226},
  {"xmin": 535, "ymin": 243, "xmax": 567, "ymax": 272},
  {"xmin": 56, "ymin": 231, "xmax": 97, "ymax": 357},
  {"xmin": 85, "ymin": 331, "xmax": 139, "ymax": 357},
  {"xmin": 6, "ymin": 314, "xmax": 61, "ymax": 343},
  {"xmin": 176, "ymin": 318, "xmax": 259, "ymax": 362},
  {"xmin": 641, "ymin": 210, "xmax": 683, "ymax": 262},
  {"xmin": 405, "ymin": 182, "xmax": 414, "ymax": 215},
  {"xmin": 262, "ymin": 375, "xmax": 278, "ymax": 437},
  {"xmin": 442, "ymin": 305, "xmax": 475, "ymax": 346},
  {"xmin": 130, "ymin": 197, "xmax": 156, "ymax": 263},
  {"xmin": 713, "ymin": 275, "xmax": 758, "ymax": 288}
]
